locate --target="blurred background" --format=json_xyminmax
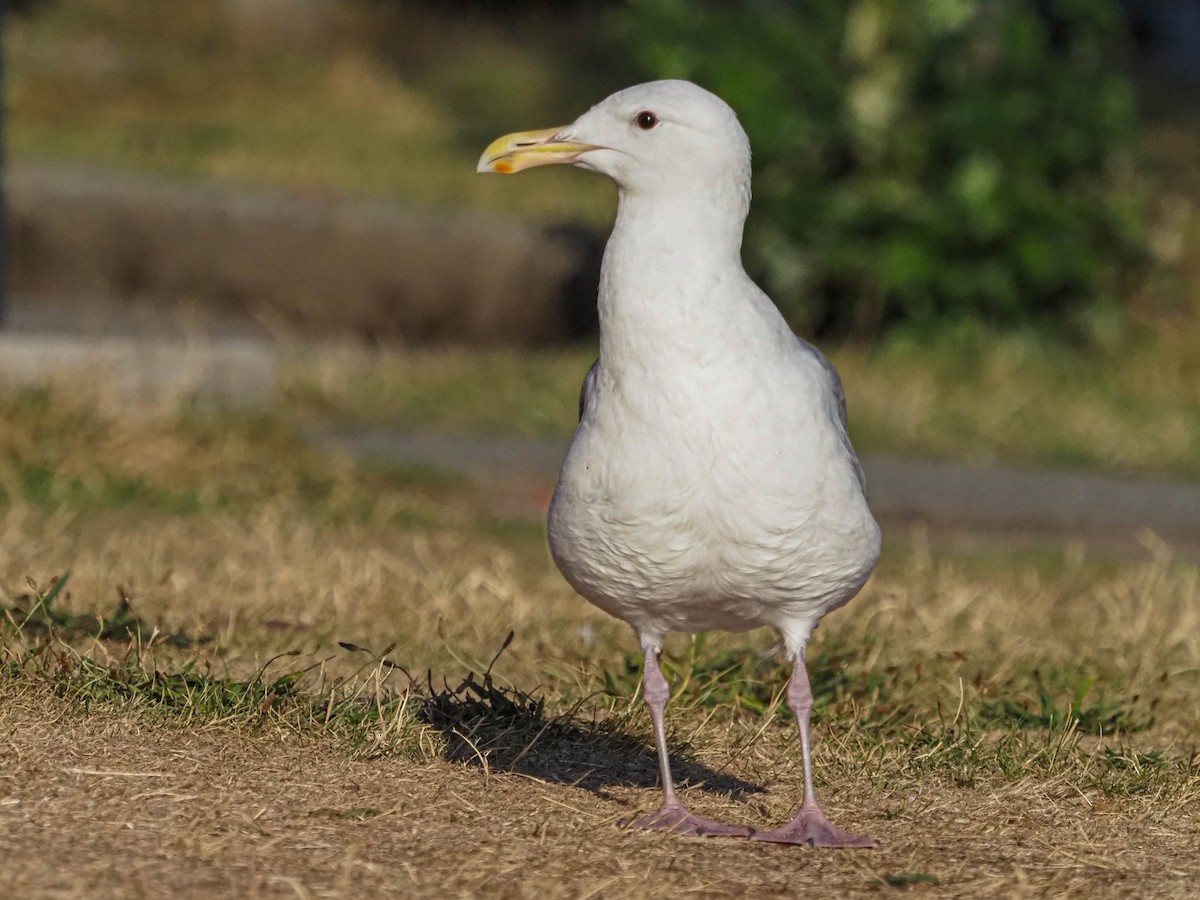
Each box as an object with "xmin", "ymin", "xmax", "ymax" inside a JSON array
[
  {"xmin": 1, "ymin": 0, "xmax": 1199, "ymax": 477},
  {"xmin": 2, "ymin": 11, "xmax": 1200, "ymax": 886}
]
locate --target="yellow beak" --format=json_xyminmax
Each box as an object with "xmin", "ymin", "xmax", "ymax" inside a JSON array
[{"xmin": 476, "ymin": 126, "xmax": 600, "ymax": 174}]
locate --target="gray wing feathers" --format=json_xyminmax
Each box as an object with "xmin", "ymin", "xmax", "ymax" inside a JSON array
[
  {"xmin": 797, "ymin": 339, "xmax": 867, "ymax": 495},
  {"xmin": 828, "ymin": 364, "xmax": 867, "ymax": 493},
  {"xmin": 578, "ymin": 359, "xmax": 600, "ymax": 422}
]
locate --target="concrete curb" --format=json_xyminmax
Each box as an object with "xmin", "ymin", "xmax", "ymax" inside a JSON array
[{"xmin": 0, "ymin": 333, "xmax": 278, "ymax": 406}]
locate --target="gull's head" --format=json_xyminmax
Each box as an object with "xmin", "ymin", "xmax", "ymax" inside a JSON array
[{"xmin": 477, "ymin": 80, "xmax": 751, "ymax": 198}]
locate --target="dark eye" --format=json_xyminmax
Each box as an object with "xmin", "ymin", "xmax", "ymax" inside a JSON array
[{"xmin": 635, "ymin": 111, "xmax": 658, "ymax": 130}]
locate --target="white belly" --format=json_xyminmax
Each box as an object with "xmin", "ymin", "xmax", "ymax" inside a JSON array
[{"xmin": 547, "ymin": 410, "xmax": 880, "ymax": 645}]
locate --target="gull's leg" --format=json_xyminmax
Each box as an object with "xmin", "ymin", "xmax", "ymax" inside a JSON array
[
  {"xmin": 751, "ymin": 652, "xmax": 878, "ymax": 848},
  {"xmin": 624, "ymin": 645, "xmax": 751, "ymax": 838}
]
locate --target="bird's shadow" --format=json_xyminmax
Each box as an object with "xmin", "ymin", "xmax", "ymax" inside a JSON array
[{"xmin": 417, "ymin": 667, "xmax": 763, "ymax": 801}]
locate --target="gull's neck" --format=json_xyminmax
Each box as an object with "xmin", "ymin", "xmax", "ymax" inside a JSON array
[{"xmin": 598, "ymin": 183, "xmax": 760, "ymax": 365}]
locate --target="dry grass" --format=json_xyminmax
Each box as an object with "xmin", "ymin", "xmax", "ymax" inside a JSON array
[{"xmin": 1, "ymin": 386, "xmax": 1199, "ymax": 896}]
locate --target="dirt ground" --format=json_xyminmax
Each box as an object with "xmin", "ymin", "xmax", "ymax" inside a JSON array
[
  {"xmin": 2, "ymin": 694, "xmax": 1197, "ymax": 900},
  {"xmin": 2, "ymin": 394, "xmax": 1198, "ymax": 898}
]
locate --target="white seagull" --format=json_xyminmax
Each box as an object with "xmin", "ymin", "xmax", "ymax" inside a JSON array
[{"xmin": 478, "ymin": 80, "xmax": 881, "ymax": 848}]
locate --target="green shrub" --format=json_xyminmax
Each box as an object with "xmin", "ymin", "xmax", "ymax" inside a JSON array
[{"xmin": 612, "ymin": 0, "xmax": 1146, "ymax": 338}]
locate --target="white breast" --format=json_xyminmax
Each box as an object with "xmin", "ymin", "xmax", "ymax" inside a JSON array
[{"xmin": 548, "ymin": 334, "xmax": 880, "ymax": 647}]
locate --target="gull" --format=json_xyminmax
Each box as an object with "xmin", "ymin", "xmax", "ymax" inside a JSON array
[{"xmin": 478, "ymin": 80, "xmax": 880, "ymax": 848}]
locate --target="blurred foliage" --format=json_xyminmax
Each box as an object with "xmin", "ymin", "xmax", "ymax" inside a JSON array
[
  {"xmin": 613, "ymin": 0, "xmax": 1149, "ymax": 338},
  {"xmin": 355, "ymin": 1, "xmax": 628, "ymax": 151},
  {"xmin": 6, "ymin": 0, "xmax": 52, "ymax": 14}
]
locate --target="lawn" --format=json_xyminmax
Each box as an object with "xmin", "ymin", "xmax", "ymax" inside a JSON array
[{"xmin": 1, "ymin": 388, "xmax": 1197, "ymax": 896}]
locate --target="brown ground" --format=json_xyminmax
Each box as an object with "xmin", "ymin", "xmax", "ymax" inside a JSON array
[
  {"xmin": 2, "ymin": 692, "xmax": 1197, "ymax": 900},
  {"xmin": 2, "ymin": 399, "xmax": 1198, "ymax": 898}
]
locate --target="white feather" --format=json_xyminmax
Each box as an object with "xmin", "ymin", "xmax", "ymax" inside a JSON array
[{"xmin": 544, "ymin": 81, "xmax": 880, "ymax": 658}]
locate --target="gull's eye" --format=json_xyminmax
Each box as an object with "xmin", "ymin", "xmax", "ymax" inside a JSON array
[{"xmin": 634, "ymin": 111, "xmax": 658, "ymax": 131}]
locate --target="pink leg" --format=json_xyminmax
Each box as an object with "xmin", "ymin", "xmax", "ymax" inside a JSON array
[
  {"xmin": 623, "ymin": 648, "xmax": 751, "ymax": 838},
  {"xmin": 751, "ymin": 654, "xmax": 879, "ymax": 848}
]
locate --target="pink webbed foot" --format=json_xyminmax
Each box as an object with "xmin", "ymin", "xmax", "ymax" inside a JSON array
[
  {"xmin": 751, "ymin": 802, "xmax": 878, "ymax": 848},
  {"xmin": 622, "ymin": 799, "xmax": 752, "ymax": 838}
]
